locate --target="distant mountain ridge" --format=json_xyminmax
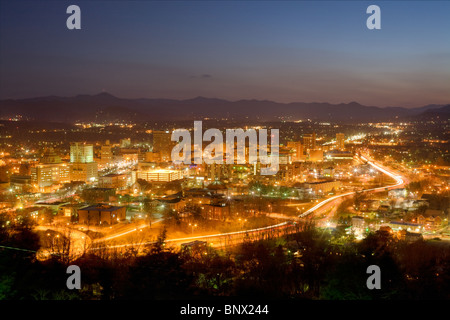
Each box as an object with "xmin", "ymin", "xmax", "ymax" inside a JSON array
[{"xmin": 0, "ymin": 93, "xmax": 447, "ymax": 123}]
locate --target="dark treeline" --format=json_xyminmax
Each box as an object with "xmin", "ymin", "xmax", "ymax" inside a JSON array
[{"xmin": 1, "ymin": 222, "xmax": 449, "ymax": 300}]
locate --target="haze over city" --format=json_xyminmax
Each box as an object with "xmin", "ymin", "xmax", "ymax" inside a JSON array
[{"xmin": 0, "ymin": 0, "xmax": 449, "ymax": 310}]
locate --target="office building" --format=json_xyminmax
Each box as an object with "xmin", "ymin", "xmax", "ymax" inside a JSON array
[
  {"xmin": 153, "ymin": 131, "xmax": 175, "ymax": 162},
  {"xmin": 287, "ymin": 141, "xmax": 304, "ymax": 161},
  {"xmin": 336, "ymin": 133, "xmax": 345, "ymax": 151},
  {"xmin": 70, "ymin": 143, "xmax": 98, "ymax": 182},
  {"xmin": 120, "ymin": 138, "xmax": 131, "ymax": 148},
  {"xmin": 98, "ymin": 173, "xmax": 128, "ymax": 189},
  {"xmin": 77, "ymin": 204, "xmax": 126, "ymax": 226},
  {"xmin": 137, "ymin": 168, "xmax": 183, "ymax": 182},
  {"xmin": 70, "ymin": 143, "xmax": 94, "ymax": 163},
  {"xmin": 100, "ymin": 140, "xmax": 113, "ymax": 167},
  {"xmin": 31, "ymin": 148, "xmax": 71, "ymax": 191},
  {"xmin": 303, "ymin": 133, "xmax": 316, "ymax": 152}
]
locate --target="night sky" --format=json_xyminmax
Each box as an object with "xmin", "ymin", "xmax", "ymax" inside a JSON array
[{"xmin": 1, "ymin": 0, "xmax": 449, "ymax": 108}]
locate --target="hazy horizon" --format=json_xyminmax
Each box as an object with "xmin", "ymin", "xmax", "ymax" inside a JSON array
[
  {"xmin": 1, "ymin": 1, "xmax": 450, "ymax": 108},
  {"xmin": 2, "ymin": 91, "xmax": 449, "ymax": 110}
]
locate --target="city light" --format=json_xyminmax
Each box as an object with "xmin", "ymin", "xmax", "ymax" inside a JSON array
[{"xmin": 0, "ymin": 1, "xmax": 448, "ymax": 304}]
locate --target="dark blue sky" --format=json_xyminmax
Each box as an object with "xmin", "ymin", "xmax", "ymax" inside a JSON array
[{"xmin": 1, "ymin": 0, "xmax": 449, "ymax": 107}]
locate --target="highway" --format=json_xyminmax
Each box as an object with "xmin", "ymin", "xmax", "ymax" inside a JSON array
[
  {"xmin": 300, "ymin": 154, "xmax": 404, "ymax": 218},
  {"xmin": 34, "ymin": 225, "xmax": 92, "ymax": 261},
  {"xmin": 89, "ymin": 153, "xmax": 406, "ymax": 252},
  {"xmin": 21, "ymin": 152, "xmax": 404, "ymax": 258}
]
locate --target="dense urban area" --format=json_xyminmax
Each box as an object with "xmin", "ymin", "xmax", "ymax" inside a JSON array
[{"xmin": 0, "ymin": 114, "xmax": 449, "ymax": 300}]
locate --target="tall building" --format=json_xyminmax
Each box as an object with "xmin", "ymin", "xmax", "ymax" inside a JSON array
[
  {"xmin": 336, "ymin": 133, "xmax": 345, "ymax": 151},
  {"xmin": 70, "ymin": 143, "xmax": 98, "ymax": 182},
  {"xmin": 70, "ymin": 143, "xmax": 94, "ymax": 163},
  {"xmin": 120, "ymin": 138, "xmax": 131, "ymax": 148},
  {"xmin": 153, "ymin": 131, "xmax": 175, "ymax": 162},
  {"xmin": 287, "ymin": 141, "xmax": 304, "ymax": 161},
  {"xmin": 31, "ymin": 148, "xmax": 71, "ymax": 191},
  {"xmin": 100, "ymin": 140, "xmax": 113, "ymax": 167},
  {"xmin": 303, "ymin": 133, "xmax": 316, "ymax": 152}
]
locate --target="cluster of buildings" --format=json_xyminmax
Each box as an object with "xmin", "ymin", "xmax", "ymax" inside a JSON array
[
  {"xmin": 349, "ymin": 189, "xmax": 448, "ymax": 240},
  {"xmin": 30, "ymin": 144, "xmax": 97, "ymax": 192},
  {"xmin": 1, "ymin": 130, "xmax": 357, "ymax": 227},
  {"xmin": 2, "ymin": 130, "xmax": 355, "ymax": 198},
  {"xmin": 11, "ymin": 135, "xmax": 186, "ymax": 193},
  {"xmin": 285, "ymin": 132, "xmax": 348, "ymax": 162},
  {"xmin": 293, "ymin": 180, "xmax": 342, "ymax": 198}
]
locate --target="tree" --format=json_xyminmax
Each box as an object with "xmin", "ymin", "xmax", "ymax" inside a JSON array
[
  {"xmin": 150, "ymin": 226, "xmax": 167, "ymax": 254},
  {"xmin": 353, "ymin": 192, "xmax": 367, "ymax": 210},
  {"xmin": 50, "ymin": 229, "xmax": 74, "ymax": 264}
]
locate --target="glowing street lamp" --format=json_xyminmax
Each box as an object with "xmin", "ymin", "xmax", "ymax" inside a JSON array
[{"xmin": 189, "ymin": 223, "xmax": 197, "ymax": 234}]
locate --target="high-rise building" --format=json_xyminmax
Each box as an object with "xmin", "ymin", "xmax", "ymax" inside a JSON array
[
  {"xmin": 336, "ymin": 133, "xmax": 345, "ymax": 151},
  {"xmin": 153, "ymin": 131, "xmax": 175, "ymax": 162},
  {"xmin": 70, "ymin": 143, "xmax": 94, "ymax": 163},
  {"xmin": 120, "ymin": 138, "xmax": 131, "ymax": 148},
  {"xmin": 287, "ymin": 141, "xmax": 304, "ymax": 161},
  {"xmin": 100, "ymin": 140, "xmax": 113, "ymax": 167},
  {"xmin": 303, "ymin": 133, "xmax": 316, "ymax": 152},
  {"xmin": 295, "ymin": 142, "xmax": 303, "ymax": 161},
  {"xmin": 70, "ymin": 143, "xmax": 98, "ymax": 182}
]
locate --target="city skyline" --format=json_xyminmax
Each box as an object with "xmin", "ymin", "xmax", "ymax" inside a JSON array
[
  {"xmin": 1, "ymin": 1, "xmax": 450, "ymax": 107},
  {"xmin": 0, "ymin": 0, "xmax": 449, "ymax": 307}
]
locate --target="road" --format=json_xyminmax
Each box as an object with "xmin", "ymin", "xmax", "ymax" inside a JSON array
[
  {"xmin": 92, "ymin": 218, "xmax": 163, "ymax": 243},
  {"xmin": 305, "ymin": 153, "xmax": 405, "ymax": 227},
  {"xmin": 89, "ymin": 153, "xmax": 406, "ymax": 252},
  {"xmin": 38, "ymin": 152, "xmax": 405, "ymax": 256},
  {"xmin": 34, "ymin": 225, "xmax": 92, "ymax": 261}
]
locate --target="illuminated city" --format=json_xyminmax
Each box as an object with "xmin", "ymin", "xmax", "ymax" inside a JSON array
[{"xmin": 0, "ymin": 0, "xmax": 449, "ymax": 310}]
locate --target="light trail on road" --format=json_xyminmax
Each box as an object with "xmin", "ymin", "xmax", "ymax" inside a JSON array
[
  {"xmin": 93, "ymin": 219, "xmax": 163, "ymax": 243},
  {"xmin": 85, "ymin": 153, "xmax": 407, "ymax": 252},
  {"xmin": 299, "ymin": 154, "xmax": 403, "ymax": 219}
]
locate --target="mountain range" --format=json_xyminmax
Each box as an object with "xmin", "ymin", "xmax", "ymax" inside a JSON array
[{"xmin": 0, "ymin": 93, "xmax": 448, "ymax": 123}]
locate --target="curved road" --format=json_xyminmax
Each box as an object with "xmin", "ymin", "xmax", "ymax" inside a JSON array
[{"xmin": 91, "ymin": 153, "xmax": 405, "ymax": 251}]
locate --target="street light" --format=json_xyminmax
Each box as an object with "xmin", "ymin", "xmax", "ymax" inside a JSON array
[
  {"xmin": 238, "ymin": 218, "xmax": 247, "ymax": 229},
  {"xmin": 189, "ymin": 223, "xmax": 197, "ymax": 234}
]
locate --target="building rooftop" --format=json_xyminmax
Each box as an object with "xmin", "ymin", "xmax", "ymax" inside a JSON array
[
  {"xmin": 389, "ymin": 221, "xmax": 421, "ymax": 227},
  {"xmin": 80, "ymin": 204, "xmax": 125, "ymax": 212},
  {"xmin": 102, "ymin": 173, "xmax": 126, "ymax": 177},
  {"xmin": 207, "ymin": 180, "xmax": 227, "ymax": 190},
  {"xmin": 326, "ymin": 150, "xmax": 353, "ymax": 155},
  {"xmin": 306, "ymin": 180, "xmax": 337, "ymax": 185},
  {"xmin": 35, "ymin": 201, "xmax": 70, "ymax": 206},
  {"xmin": 158, "ymin": 197, "xmax": 183, "ymax": 204},
  {"xmin": 84, "ymin": 187, "xmax": 115, "ymax": 191}
]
